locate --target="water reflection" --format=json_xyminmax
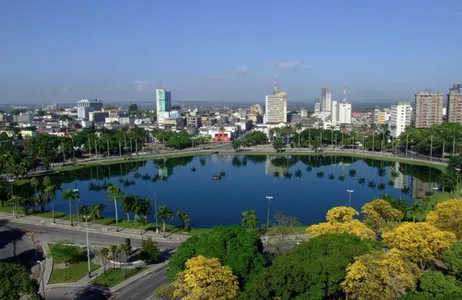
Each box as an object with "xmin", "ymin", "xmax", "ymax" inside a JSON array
[{"xmin": 12, "ymin": 155, "xmax": 445, "ymax": 227}]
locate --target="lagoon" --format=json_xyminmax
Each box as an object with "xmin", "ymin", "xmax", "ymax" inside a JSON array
[{"xmin": 36, "ymin": 155, "xmax": 441, "ymax": 228}]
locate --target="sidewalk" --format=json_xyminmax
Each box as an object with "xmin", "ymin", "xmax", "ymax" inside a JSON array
[
  {"xmin": 0, "ymin": 212, "xmax": 189, "ymax": 244},
  {"xmin": 110, "ymin": 261, "xmax": 169, "ymax": 293}
]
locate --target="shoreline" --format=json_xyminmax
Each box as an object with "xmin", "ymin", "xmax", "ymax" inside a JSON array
[{"xmin": 14, "ymin": 148, "xmax": 447, "ymax": 186}]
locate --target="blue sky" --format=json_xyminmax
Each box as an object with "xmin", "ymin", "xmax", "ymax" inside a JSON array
[{"xmin": 1, "ymin": 0, "xmax": 461, "ymax": 104}]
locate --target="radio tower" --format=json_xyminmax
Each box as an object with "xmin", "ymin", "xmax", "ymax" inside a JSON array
[
  {"xmin": 273, "ymin": 64, "xmax": 280, "ymax": 94},
  {"xmin": 343, "ymin": 85, "xmax": 348, "ymax": 103}
]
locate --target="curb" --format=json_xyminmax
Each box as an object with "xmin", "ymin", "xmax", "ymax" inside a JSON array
[
  {"xmin": 1, "ymin": 214, "xmax": 187, "ymax": 245},
  {"xmin": 110, "ymin": 261, "xmax": 169, "ymax": 293}
]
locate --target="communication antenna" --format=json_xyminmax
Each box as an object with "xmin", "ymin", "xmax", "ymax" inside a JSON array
[
  {"xmin": 273, "ymin": 64, "xmax": 279, "ymax": 93},
  {"xmin": 343, "ymin": 85, "xmax": 348, "ymax": 103}
]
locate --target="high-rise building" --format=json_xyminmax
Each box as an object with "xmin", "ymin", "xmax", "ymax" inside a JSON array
[
  {"xmin": 77, "ymin": 99, "xmax": 103, "ymax": 120},
  {"xmin": 265, "ymin": 92, "xmax": 287, "ymax": 123},
  {"xmin": 414, "ymin": 92, "xmax": 444, "ymax": 128},
  {"xmin": 389, "ymin": 102, "xmax": 412, "ymax": 138},
  {"xmin": 447, "ymin": 84, "xmax": 462, "ymax": 124},
  {"xmin": 156, "ymin": 89, "xmax": 172, "ymax": 116},
  {"xmin": 331, "ymin": 101, "xmax": 351, "ymax": 124},
  {"xmin": 321, "ymin": 88, "xmax": 332, "ymax": 112},
  {"xmin": 313, "ymin": 98, "xmax": 321, "ymax": 114}
]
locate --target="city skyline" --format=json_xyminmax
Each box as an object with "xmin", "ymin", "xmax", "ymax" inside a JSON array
[{"xmin": 1, "ymin": 1, "xmax": 461, "ymax": 103}]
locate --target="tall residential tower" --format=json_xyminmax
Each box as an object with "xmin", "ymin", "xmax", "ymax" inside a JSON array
[
  {"xmin": 156, "ymin": 89, "xmax": 172, "ymax": 116},
  {"xmin": 321, "ymin": 88, "xmax": 332, "ymax": 112},
  {"xmin": 447, "ymin": 84, "xmax": 462, "ymax": 124},
  {"xmin": 265, "ymin": 67, "xmax": 287, "ymax": 123},
  {"xmin": 389, "ymin": 101, "xmax": 412, "ymax": 138},
  {"xmin": 414, "ymin": 91, "xmax": 444, "ymax": 128}
]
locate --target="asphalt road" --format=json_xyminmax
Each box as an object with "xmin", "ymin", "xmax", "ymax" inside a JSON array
[
  {"xmin": 114, "ymin": 267, "xmax": 169, "ymax": 300},
  {"xmin": 3, "ymin": 219, "xmax": 179, "ymax": 250}
]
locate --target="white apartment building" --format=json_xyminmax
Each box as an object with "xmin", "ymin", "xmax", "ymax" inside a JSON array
[
  {"xmin": 389, "ymin": 101, "xmax": 411, "ymax": 138},
  {"xmin": 321, "ymin": 88, "xmax": 332, "ymax": 112},
  {"xmin": 331, "ymin": 101, "xmax": 352, "ymax": 124},
  {"xmin": 77, "ymin": 99, "xmax": 103, "ymax": 120},
  {"xmin": 265, "ymin": 91, "xmax": 287, "ymax": 123}
]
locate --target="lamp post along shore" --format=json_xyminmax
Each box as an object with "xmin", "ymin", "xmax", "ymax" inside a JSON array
[{"xmin": 265, "ymin": 196, "xmax": 273, "ymax": 242}]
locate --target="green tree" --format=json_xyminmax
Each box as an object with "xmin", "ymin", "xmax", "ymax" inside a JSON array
[
  {"xmin": 241, "ymin": 209, "xmax": 259, "ymax": 229},
  {"xmin": 140, "ymin": 237, "xmax": 161, "ymax": 264},
  {"xmin": 62, "ymin": 189, "xmax": 79, "ymax": 226},
  {"xmin": 401, "ymin": 271, "xmax": 462, "ymax": 299},
  {"xmin": 231, "ymin": 139, "xmax": 241, "ymax": 152},
  {"xmin": 44, "ymin": 184, "xmax": 59, "ymax": 223},
  {"xmin": 89, "ymin": 203, "xmax": 106, "ymax": 226},
  {"xmin": 272, "ymin": 137, "xmax": 284, "ymax": 152},
  {"xmin": 107, "ymin": 184, "xmax": 124, "ymax": 232},
  {"xmin": 442, "ymin": 241, "xmax": 462, "ymax": 277},
  {"xmin": 8, "ymin": 195, "xmax": 23, "ymax": 218},
  {"xmin": 136, "ymin": 216, "xmax": 148, "ymax": 235},
  {"xmin": 177, "ymin": 210, "xmax": 191, "ymax": 231},
  {"xmin": 0, "ymin": 262, "xmax": 40, "ymax": 300},
  {"xmin": 155, "ymin": 205, "xmax": 174, "ymax": 237},
  {"xmin": 241, "ymin": 233, "xmax": 381, "ymax": 300},
  {"xmin": 167, "ymin": 226, "xmax": 267, "ymax": 286}
]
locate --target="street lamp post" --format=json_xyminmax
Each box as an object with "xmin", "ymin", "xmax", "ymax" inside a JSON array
[
  {"xmin": 37, "ymin": 260, "xmax": 46, "ymax": 300},
  {"xmin": 83, "ymin": 215, "xmax": 91, "ymax": 278},
  {"xmin": 346, "ymin": 190, "xmax": 354, "ymax": 207},
  {"xmin": 455, "ymin": 168, "xmax": 461, "ymax": 187},
  {"xmin": 154, "ymin": 192, "xmax": 159, "ymax": 234},
  {"xmin": 265, "ymin": 196, "xmax": 273, "ymax": 242}
]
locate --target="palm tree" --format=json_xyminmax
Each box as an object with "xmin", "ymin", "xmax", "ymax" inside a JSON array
[
  {"xmin": 107, "ymin": 184, "xmax": 124, "ymax": 232},
  {"xmin": 155, "ymin": 205, "xmax": 174, "ymax": 237},
  {"xmin": 136, "ymin": 216, "xmax": 148, "ymax": 235},
  {"xmin": 90, "ymin": 203, "xmax": 106, "ymax": 226},
  {"xmin": 406, "ymin": 202, "xmax": 420, "ymax": 222},
  {"xmin": 30, "ymin": 177, "xmax": 40, "ymax": 212},
  {"xmin": 241, "ymin": 209, "xmax": 259, "ymax": 229},
  {"xmin": 44, "ymin": 184, "xmax": 59, "ymax": 223},
  {"xmin": 122, "ymin": 196, "xmax": 135, "ymax": 222},
  {"xmin": 109, "ymin": 244, "xmax": 118, "ymax": 269},
  {"xmin": 177, "ymin": 210, "xmax": 191, "ymax": 231},
  {"xmin": 62, "ymin": 189, "xmax": 79, "ymax": 226},
  {"xmin": 9, "ymin": 195, "xmax": 23, "ymax": 218},
  {"xmin": 99, "ymin": 247, "xmax": 109, "ymax": 275},
  {"xmin": 131, "ymin": 197, "xmax": 152, "ymax": 220}
]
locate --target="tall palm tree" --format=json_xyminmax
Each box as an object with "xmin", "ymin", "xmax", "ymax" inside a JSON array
[
  {"xmin": 30, "ymin": 177, "xmax": 40, "ymax": 212},
  {"xmin": 241, "ymin": 209, "xmax": 259, "ymax": 229},
  {"xmin": 155, "ymin": 205, "xmax": 174, "ymax": 237},
  {"xmin": 44, "ymin": 184, "xmax": 59, "ymax": 223},
  {"xmin": 136, "ymin": 216, "xmax": 148, "ymax": 235},
  {"xmin": 62, "ymin": 189, "xmax": 79, "ymax": 226},
  {"xmin": 90, "ymin": 203, "xmax": 106, "ymax": 226},
  {"xmin": 9, "ymin": 195, "xmax": 23, "ymax": 218},
  {"xmin": 122, "ymin": 195, "xmax": 135, "ymax": 222},
  {"xmin": 109, "ymin": 244, "xmax": 118, "ymax": 269},
  {"xmin": 177, "ymin": 210, "xmax": 191, "ymax": 231},
  {"xmin": 99, "ymin": 247, "xmax": 109, "ymax": 275},
  {"xmin": 107, "ymin": 184, "xmax": 124, "ymax": 232},
  {"xmin": 79, "ymin": 205, "xmax": 91, "ymax": 224}
]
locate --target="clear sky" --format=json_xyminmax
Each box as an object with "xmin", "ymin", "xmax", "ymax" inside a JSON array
[{"xmin": 1, "ymin": 0, "xmax": 461, "ymax": 104}]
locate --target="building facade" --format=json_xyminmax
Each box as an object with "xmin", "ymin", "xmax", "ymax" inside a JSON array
[
  {"xmin": 447, "ymin": 84, "xmax": 462, "ymax": 124},
  {"xmin": 265, "ymin": 91, "xmax": 287, "ymax": 123},
  {"xmin": 389, "ymin": 102, "xmax": 411, "ymax": 138},
  {"xmin": 321, "ymin": 88, "xmax": 332, "ymax": 112},
  {"xmin": 77, "ymin": 99, "xmax": 103, "ymax": 120},
  {"xmin": 314, "ymin": 98, "xmax": 321, "ymax": 114},
  {"xmin": 156, "ymin": 89, "xmax": 172, "ymax": 116},
  {"xmin": 414, "ymin": 92, "xmax": 444, "ymax": 128},
  {"xmin": 331, "ymin": 101, "xmax": 351, "ymax": 124}
]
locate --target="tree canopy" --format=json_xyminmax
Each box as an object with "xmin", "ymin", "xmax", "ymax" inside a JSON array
[
  {"xmin": 426, "ymin": 199, "xmax": 462, "ymax": 239},
  {"xmin": 174, "ymin": 255, "xmax": 239, "ymax": 300},
  {"xmin": 383, "ymin": 222, "xmax": 456, "ymax": 269},
  {"xmin": 167, "ymin": 226, "xmax": 266, "ymax": 285},
  {"xmin": 401, "ymin": 271, "xmax": 462, "ymax": 300},
  {"xmin": 0, "ymin": 262, "xmax": 40, "ymax": 300},
  {"xmin": 342, "ymin": 249, "xmax": 421, "ymax": 300},
  {"xmin": 241, "ymin": 233, "xmax": 381, "ymax": 300},
  {"xmin": 361, "ymin": 198, "xmax": 403, "ymax": 233}
]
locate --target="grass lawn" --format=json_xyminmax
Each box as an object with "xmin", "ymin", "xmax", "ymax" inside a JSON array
[
  {"xmin": 89, "ymin": 267, "xmax": 144, "ymax": 287},
  {"xmin": 48, "ymin": 261, "xmax": 99, "ymax": 284},
  {"xmin": 48, "ymin": 243, "xmax": 99, "ymax": 284}
]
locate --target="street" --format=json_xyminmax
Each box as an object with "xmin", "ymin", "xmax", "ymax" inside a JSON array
[{"xmin": 114, "ymin": 267, "xmax": 168, "ymax": 300}]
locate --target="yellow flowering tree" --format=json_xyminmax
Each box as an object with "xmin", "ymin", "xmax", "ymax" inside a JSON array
[
  {"xmin": 173, "ymin": 255, "xmax": 239, "ymax": 300},
  {"xmin": 426, "ymin": 199, "xmax": 462, "ymax": 239},
  {"xmin": 383, "ymin": 222, "xmax": 456, "ymax": 269},
  {"xmin": 326, "ymin": 206, "xmax": 359, "ymax": 222},
  {"xmin": 342, "ymin": 249, "xmax": 421, "ymax": 300},
  {"xmin": 308, "ymin": 207, "xmax": 375, "ymax": 240},
  {"xmin": 361, "ymin": 199, "xmax": 403, "ymax": 233}
]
